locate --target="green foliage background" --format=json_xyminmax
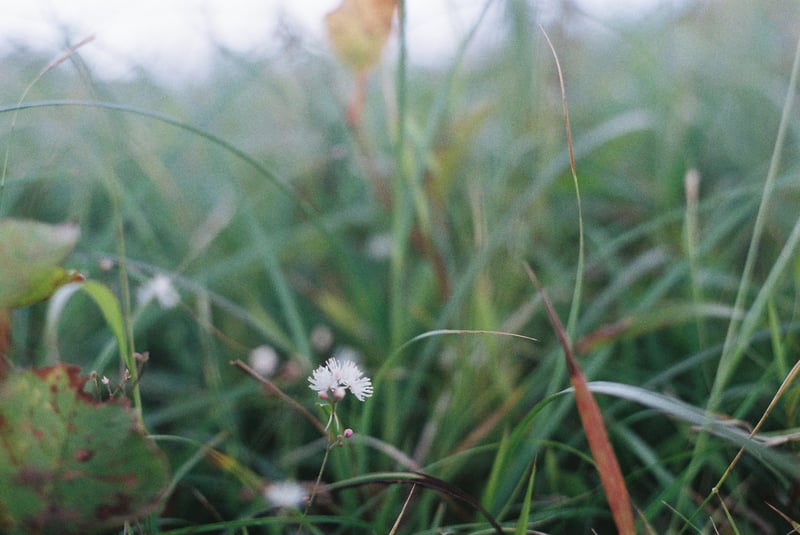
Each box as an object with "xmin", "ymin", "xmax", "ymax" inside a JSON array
[{"xmin": 2, "ymin": 0, "xmax": 800, "ymax": 532}]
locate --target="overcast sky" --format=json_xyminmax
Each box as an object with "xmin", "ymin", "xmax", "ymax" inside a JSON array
[{"xmin": 0, "ymin": 0, "xmax": 683, "ymax": 83}]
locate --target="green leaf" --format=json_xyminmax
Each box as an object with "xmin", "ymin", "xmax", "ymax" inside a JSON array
[
  {"xmin": 0, "ymin": 219, "xmax": 81, "ymax": 308},
  {"xmin": 46, "ymin": 281, "xmax": 131, "ymax": 372},
  {"xmin": 0, "ymin": 364, "xmax": 169, "ymax": 534}
]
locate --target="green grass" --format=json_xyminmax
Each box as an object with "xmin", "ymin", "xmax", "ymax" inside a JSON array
[{"xmin": 3, "ymin": 0, "xmax": 800, "ymax": 532}]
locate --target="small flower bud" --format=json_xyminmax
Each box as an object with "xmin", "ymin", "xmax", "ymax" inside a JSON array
[{"xmin": 343, "ymin": 428, "xmax": 353, "ymax": 439}]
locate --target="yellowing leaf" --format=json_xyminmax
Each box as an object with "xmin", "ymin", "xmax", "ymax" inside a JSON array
[
  {"xmin": 326, "ymin": 0, "xmax": 397, "ymax": 72},
  {"xmin": 0, "ymin": 219, "xmax": 81, "ymax": 309}
]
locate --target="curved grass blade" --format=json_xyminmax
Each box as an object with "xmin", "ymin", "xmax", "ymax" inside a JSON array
[
  {"xmin": 45, "ymin": 280, "xmax": 143, "ymax": 429},
  {"xmin": 325, "ymin": 471, "xmax": 504, "ymax": 534},
  {"xmin": 581, "ymin": 381, "xmax": 800, "ymax": 479}
]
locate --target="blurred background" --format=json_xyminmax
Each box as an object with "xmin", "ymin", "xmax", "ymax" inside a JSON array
[
  {"xmin": 2, "ymin": 0, "xmax": 800, "ymax": 532},
  {"xmin": 2, "ymin": 0, "xmax": 689, "ymax": 82}
]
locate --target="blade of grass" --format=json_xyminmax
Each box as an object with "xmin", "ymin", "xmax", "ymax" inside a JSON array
[
  {"xmin": 583, "ymin": 380, "xmax": 800, "ymax": 479},
  {"xmin": 325, "ymin": 471, "xmax": 504, "ymax": 534},
  {"xmin": 241, "ymin": 201, "xmax": 312, "ymax": 367},
  {"xmin": 706, "ymin": 32, "xmax": 800, "ymax": 411},
  {"xmin": 0, "ymin": 36, "xmax": 94, "ymax": 213},
  {"xmin": 710, "ymin": 357, "xmax": 800, "ymax": 500},
  {"xmin": 539, "ymin": 25, "xmax": 584, "ymax": 339},
  {"xmin": 677, "ymin": 31, "xmax": 800, "ymax": 529},
  {"xmin": 514, "ymin": 458, "xmax": 537, "ymax": 535},
  {"xmin": 389, "ymin": 0, "xmax": 410, "ymax": 352},
  {"xmin": 766, "ymin": 502, "xmax": 800, "ymax": 532},
  {"xmin": 230, "ymin": 359, "xmax": 327, "ymax": 436},
  {"xmin": 388, "ymin": 484, "xmax": 416, "ymax": 535},
  {"xmin": 683, "ymin": 168, "xmax": 708, "ymax": 349},
  {"xmin": 46, "ymin": 280, "xmax": 143, "ymax": 429},
  {"xmin": 524, "ymin": 263, "xmax": 635, "ymax": 535}
]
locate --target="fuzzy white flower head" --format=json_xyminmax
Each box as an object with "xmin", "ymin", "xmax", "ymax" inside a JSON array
[
  {"xmin": 308, "ymin": 358, "xmax": 373, "ymax": 402},
  {"xmin": 366, "ymin": 233, "xmax": 393, "ymax": 260},
  {"xmin": 263, "ymin": 480, "xmax": 306, "ymax": 509},
  {"xmin": 137, "ymin": 273, "xmax": 180, "ymax": 309},
  {"xmin": 249, "ymin": 345, "xmax": 279, "ymax": 377}
]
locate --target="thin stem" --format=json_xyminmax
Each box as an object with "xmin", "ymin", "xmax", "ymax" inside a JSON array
[
  {"xmin": 230, "ymin": 359, "xmax": 327, "ymax": 436},
  {"xmin": 0, "ymin": 36, "xmax": 94, "ymax": 214},
  {"xmin": 300, "ymin": 426, "xmax": 338, "ymax": 534}
]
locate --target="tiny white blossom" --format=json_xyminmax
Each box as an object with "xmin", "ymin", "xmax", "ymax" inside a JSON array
[
  {"xmin": 308, "ymin": 358, "xmax": 373, "ymax": 401},
  {"xmin": 308, "ymin": 362, "xmax": 336, "ymax": 395},
  {"xmin": 366, "ymin": 233, "xmax": 393, "ymax": 259},
  {"xmin": 347, "ymin": 374, "xmax": 374, "ymax": 401},
  {"xmin": 249, "ymin": 345, "xmax": 279, "ymax": 376},
  {"xmin": 263, "ymin": 480, "xmax": 306, "ymax": 508},
  {"xmin": 137, "ymin": 274, "xmax": 180, "ymax": 309}
]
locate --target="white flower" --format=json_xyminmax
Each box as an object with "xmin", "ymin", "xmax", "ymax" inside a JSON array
[
  {"xmin": 263, "ymin": 480, "xmax": 306, "ymax": 508},
  {"xmin": 308, "ymin": 361, "xmax": 337, "ymax": 394},
  {"xmin": 366, "ymin": 233, "xmax": 393, "ymax": 259},
  {"xmin": 346, "ymin": 374, "xmax": 374, "ymax": 401},
  {"xmin": 308, "ymin": 358, "xmax": 373, "ymax": 402},
  {"xmin": 249, "ymin": 345, "xmax": 279, "ymax": 376},
  {"xmin": 137, "ymin": 273, "xmax": 180, "ymax": 309}
]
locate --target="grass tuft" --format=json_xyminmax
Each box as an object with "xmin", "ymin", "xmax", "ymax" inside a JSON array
[{"xmin": 2, "ymin": 1, "xmax": 800, "ymax": 532}]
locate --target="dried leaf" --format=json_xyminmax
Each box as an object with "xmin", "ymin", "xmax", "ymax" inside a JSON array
[{"xmin": 325, "ymin": 0, "xmax": 397, "ymax": 72}]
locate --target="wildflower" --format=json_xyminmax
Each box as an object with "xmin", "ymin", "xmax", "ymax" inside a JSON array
[
  {"xmin": 98, "ymin": 257, "xmax": 115, "ymax": 271},
  {"xmin": 249, "ymin": 345, "xmax": 279, "ymax": 377},
  {"xmin": 308, "ymin": 358, "xmax": 373, "ymax": 402},
  {"xmin": 263, "ymin": 480, "xmax": 307, "ymax": 509},
  {"xmin": 137, "ymin": 273, "xmax": 180, "ymax": 309},
  {"xmin": 366, "ymin": 233, "xmax": 393, "ymax": 259}
]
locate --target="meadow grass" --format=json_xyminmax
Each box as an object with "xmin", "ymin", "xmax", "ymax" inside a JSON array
[{"xmin": 2, "ymin": 0, "xmax": 800, "ymax": 533}]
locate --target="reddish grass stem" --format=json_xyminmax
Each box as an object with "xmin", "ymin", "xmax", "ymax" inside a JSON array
[{"xmin": 525, "ymin": 264, "xmax": 636, "ymax": 535}]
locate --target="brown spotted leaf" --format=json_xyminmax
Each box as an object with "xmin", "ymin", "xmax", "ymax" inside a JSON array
[
  {"xmin": 0, "ymin": 364, "xmax": 169, "ymax": 534},
  {"xmin": 325, "ymin": 0, "xmax": 396, "ymax": 72}
]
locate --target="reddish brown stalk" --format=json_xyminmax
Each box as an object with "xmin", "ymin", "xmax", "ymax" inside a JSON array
[
  {"xmin": 230, "ymin": 359, "xmax": 327, "ymax": 436},
  {"xmin": 525, "ymin": 264, "xmax": 635, "ymax": 534},
  {"xmin": 41, "ymin": 35, "xmax": 96, "ymax": 73}
]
